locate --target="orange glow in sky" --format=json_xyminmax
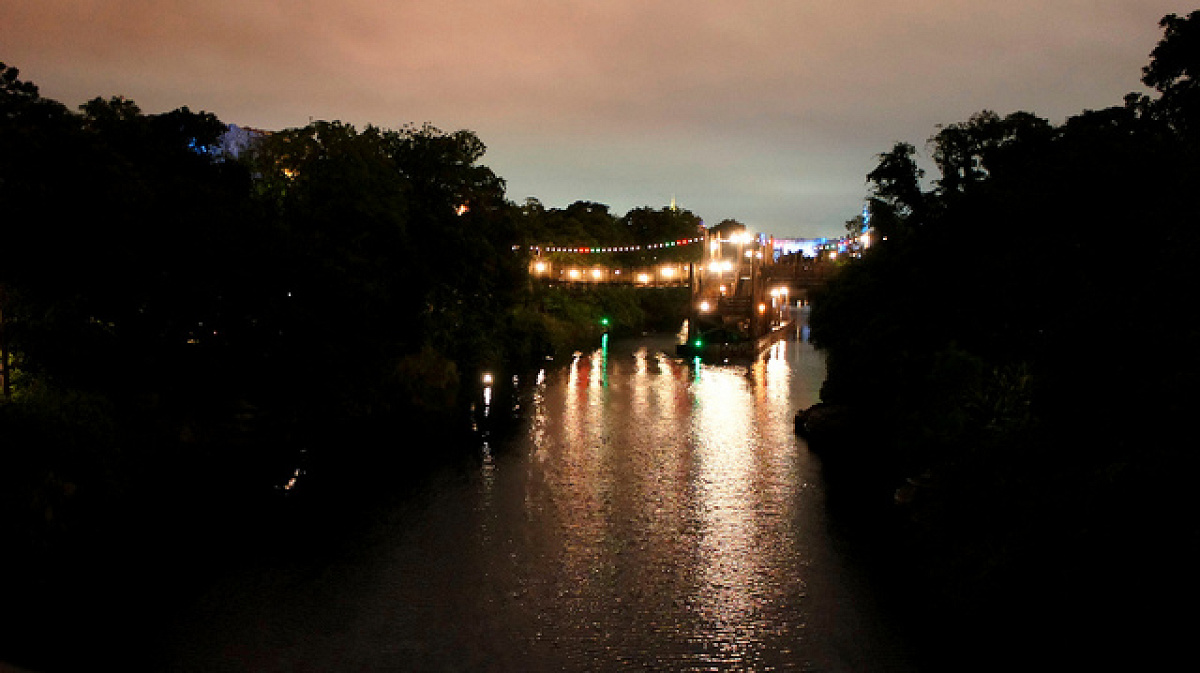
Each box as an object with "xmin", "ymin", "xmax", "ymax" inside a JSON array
[{"xmin": 3, "ymin": 1, "xmax": 1190, "ymax": 238}]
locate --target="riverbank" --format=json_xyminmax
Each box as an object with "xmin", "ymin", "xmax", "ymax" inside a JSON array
[
  {"xmin": 0, "ymin": 400, "xmax": 507, "ymax": 672},
  {"xmin": 795, "ymin": 398, "xmax": 1198, "ymax": 672}
]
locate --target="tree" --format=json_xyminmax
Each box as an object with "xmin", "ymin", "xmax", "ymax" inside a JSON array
[
  {"xmin": 1142, "ymin": 10, "xmax": 1200, "ymax": 142},
  {"xmin": 1, "ymin": 61, "xmax": 48, "ymax": 114},
  {"xmin": 623, "ymin": 206, "xmax": 704, "ymax": 262},
  {"xmin": 243, "ymin": 120, "xmax": 524, "ymax": 417},
  {"xmin": 384, "ymin": 123, "xmax": 521, "ymax": 377},
  {"xmin": 80, "ymin": 95, "xmax": 142, "ymax": 127},
  {"xmin": 864, "ymin": 142, "xmax": 925, "ymax": 238},
  {"xmin": 0, "ymin": 63, "xmax": 54, "ymax": 401},
  {"xmin": 809, "ymin": 14, "xmax": 1200, "ymax": 669},
  {"xmin": 929, "ymin": 110, "xmax": 1052, "ymax": 196},
  {"xmin": 843, "ymin": 213, "xmax": 867, "ymax": 238},
  {"xmin": 709, "ymin": 218, "xmax": 747, "ymax": 239}
]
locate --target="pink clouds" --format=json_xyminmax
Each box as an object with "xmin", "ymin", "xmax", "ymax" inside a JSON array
[{"xmin": 2, "ymin": 1, "xmax": 1189, "ymax": 237}]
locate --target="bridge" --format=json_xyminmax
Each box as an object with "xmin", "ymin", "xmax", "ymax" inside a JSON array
[{"xmin": 525, "ymin": 229, "xmax": 845, "ymax": 351}]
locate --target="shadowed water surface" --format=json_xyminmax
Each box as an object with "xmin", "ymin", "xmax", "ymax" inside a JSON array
[{"xmin": 169, "ymin": 331, "xmax": 913, "ymax": 671}]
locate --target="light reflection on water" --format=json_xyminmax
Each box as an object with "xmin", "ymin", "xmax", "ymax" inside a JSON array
[
  {"xmin": 487, "ymin": 334, "xmax": 903, "ymax": 670},
  {"xmin": 692, "ymin": 363, "xmax": 763, "ymax": 667},
  {"xmin": 170, "ymin": 332, "xmax": 912, "ymax": 672}
]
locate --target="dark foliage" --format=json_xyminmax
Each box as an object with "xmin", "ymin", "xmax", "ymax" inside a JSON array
[
  {"xmin": 1, "ymin": 63, "xmax": 698, "ymax": 660},
  {"xmin": 808, "ymin": 15, "xmax": 1200, "ymax": 670},
  {"xmin": 0, "ymin": 64, "xmax": 569, "ymax": 669}
]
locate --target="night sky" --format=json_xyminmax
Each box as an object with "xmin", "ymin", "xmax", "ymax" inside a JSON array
[{"xmin": 3, "ymin": 1, "xmax": 1191, "ymax": 238}]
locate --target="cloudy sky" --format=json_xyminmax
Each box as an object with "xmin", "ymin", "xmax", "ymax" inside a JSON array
[{"xmin": 3, "ymin": 1, "xmax": 1191, "ymax": 239}]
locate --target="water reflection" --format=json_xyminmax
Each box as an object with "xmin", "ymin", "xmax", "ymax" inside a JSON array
[
  {"xmin": 274, "ymin": 448, "xmax": 308, "ymax": 493},
  {"xmin": 596, "ymin": 332, "xmax": 609, "ymax": 387},
  {"xmin": 513, "ymin": 337, "xmax": 826, "ymax": 668},
  {"xmin": 169, "ymin": 333, "xmax": 909, "ymax": 672},
  {"xmin": 691, "ymin": 363, "xmax": 771, "ymax": 667}
]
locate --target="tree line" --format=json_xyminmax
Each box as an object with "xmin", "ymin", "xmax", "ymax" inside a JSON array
[{"xmin": 807, "ymin": 11, "xmax": 1200, "ymax": 670}]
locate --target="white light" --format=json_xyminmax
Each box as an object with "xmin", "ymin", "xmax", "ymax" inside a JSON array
[{"xmin": 482, "ymin": 372, "xmax": 494, "ymax": 385}]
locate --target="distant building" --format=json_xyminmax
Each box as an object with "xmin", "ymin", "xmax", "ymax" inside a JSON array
[
  {"xmin": 772, "ymin": 238, "xmax": 825, "ymax": 258},
  {"xmin": 215, "ymin": 124, "xmax": 269, "ymax": 159}
]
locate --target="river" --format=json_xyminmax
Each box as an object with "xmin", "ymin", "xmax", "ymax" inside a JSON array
[{"xmin": 165, "ymin": 326, "xmax": 915, "ymax": 671}]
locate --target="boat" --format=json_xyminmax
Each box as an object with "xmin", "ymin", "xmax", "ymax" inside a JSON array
[{"xmin": 675, "ymin": 327, "xmax": 753, "ymax": 358}]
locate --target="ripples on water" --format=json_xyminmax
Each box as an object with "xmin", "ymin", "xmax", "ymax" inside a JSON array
[{"xmin": 170, "ymin": 331, "xmax": 912, "ymax": 672}]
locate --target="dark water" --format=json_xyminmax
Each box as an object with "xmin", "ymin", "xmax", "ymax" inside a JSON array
[{"xmin": 167, "ymin": 329, "xmax": 914, "ymax": 671}]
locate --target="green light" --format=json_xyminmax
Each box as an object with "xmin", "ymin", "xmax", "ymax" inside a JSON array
[
  {"xmin": 600, "ymin": 317, "xmax": 610, "ymax": 326},
  {"xmin": 693, "ymin": 339, "xmax": 703, "ymax": 348}
]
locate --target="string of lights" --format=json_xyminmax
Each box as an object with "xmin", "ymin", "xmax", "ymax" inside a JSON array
[{"xmin": 516, "ymin": 237, "xmax": 705, "ymax": 254}]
